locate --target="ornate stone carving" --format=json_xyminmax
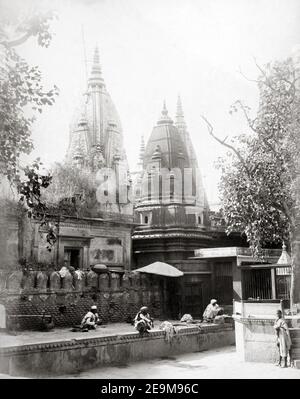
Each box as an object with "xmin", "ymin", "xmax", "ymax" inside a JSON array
[
  {"xmin": 23, "ymin": 270, "xmax": 37, "ymax": 290},
  {"xmin": 36, "ymin": 271, "xmax": 48, "ymax": 290},
  {"xmin": 7, "ymin": 271, "xmax": 23, "ymax": 291},
  {"xmin": 110, "ymin": 273, "xmax": 120, "ymax": 291},
  {"xmin": 61, "ymin": 270, "xmax": 73, "ymax": 290},
  {"xmin": 49, "ymin": 271, "xmax": 61, "ymax": 290},
  {"xmin": 121, "ymin": 272, "xmax": 130, "ymax": 289},
  {"xmin": 87, "ymin": 270, "xmax": 98, "ymax": 289},
  {"xmin": 98, "ymin": 273, "xmax": 109, "ymax": 290},
  {"xmin": 74, "ymin": 271, "xmax": 85, "ymax": 291}
]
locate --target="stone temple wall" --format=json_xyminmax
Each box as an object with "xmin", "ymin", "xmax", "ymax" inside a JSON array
[{"xmin": 0, "ymin": 270, "xmax": 164, "ymax": 330}]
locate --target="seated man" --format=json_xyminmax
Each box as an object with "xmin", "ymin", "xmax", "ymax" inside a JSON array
[
  {"xmin": 203, "ymin": 299, "xmax": 222, "ymax": 323},
  {"xmin": 80, "ymin": 305, "xmax": 100, "ymax": 330},
  {"xmin": 134, "ymin": 306, "xmax": 153, "ymax": 334}
]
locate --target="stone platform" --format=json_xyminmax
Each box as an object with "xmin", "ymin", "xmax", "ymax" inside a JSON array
[
  {"xmin": 0, "ymin": 322, "xmax": 234, "ymax": 377},
  {"xmin": 233, "ymin": 300, "xmax": 300, "ymax": 367}
]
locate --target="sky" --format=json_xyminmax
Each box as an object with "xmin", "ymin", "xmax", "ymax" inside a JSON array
[{"xmin": 3, "ymin": 0, "xmax": 300, "ymax": 208}]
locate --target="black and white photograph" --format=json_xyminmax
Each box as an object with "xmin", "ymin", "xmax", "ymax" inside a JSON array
[{"xmin": 0, "ymin": 0, "xmax": 300, "ymax": 385}]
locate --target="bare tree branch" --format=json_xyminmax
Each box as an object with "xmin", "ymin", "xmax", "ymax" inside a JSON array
[
  {"xmin": 201, "ymin": 115, "xmax": 251, "ymax": 175},
  {"xmin": 0, "ymin": 31, "xmax": 32, "ymax": 48},
  {"xmin": 237, "ymin": 66, "xmax": 259, "ymax": 84}
]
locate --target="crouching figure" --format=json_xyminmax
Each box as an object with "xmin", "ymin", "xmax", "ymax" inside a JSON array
[
  {"xmin": 81, "ymin": 305, "xmax": 100, "ymax": 331},
  {"xmin": 134, "ymin": 306, "xmax": 154, "ymax": 335}
]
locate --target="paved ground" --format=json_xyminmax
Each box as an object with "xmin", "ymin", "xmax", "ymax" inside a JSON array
[
  {"xmin": 58, "ymin": 346, "xmax": 300, "ymax": 379},
  {"xmin": 1, "ymin": 324, "xmax": 299, "ymax": 379},
  {"xmin": 1, "ymin": 346, "xmax": 299, "ymax": 379}
]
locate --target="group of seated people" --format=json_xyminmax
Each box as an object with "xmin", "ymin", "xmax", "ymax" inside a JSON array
[
  {"xmin": 79, "ymin": 299, "xmax": 223, "ymax": 333},
  {"xmin": 78, "ymin": 305, "xmax": 154, "ymax": 334}
]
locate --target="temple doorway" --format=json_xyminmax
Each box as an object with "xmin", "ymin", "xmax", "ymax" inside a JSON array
[
  {"xmin": 181, "ymin": 277, "xmax": 203, "ymax": 318},
  {"xmin": 64, "ymin": 247, "xmax": 82, "ymax": 269}
]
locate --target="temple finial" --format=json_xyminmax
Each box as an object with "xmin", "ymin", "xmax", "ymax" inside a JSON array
[
  {"xmin": 157, "ymin": 100, "xmax": 173, "ymax": 124},
  {"xmin": 277, "ymin": 241, "xmax": 291, "ymax": 265},
  {"xmin": 162, "ymin": 100, "xmax": 168, "ymax": 115}
]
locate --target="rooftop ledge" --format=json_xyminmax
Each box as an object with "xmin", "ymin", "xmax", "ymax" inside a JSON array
[
  {"xmin": 233, "ymin": 314, "xmax": 300, "ymax": 325},
  {"xmin": 193, "ymin": 247, "xmax": 282, "ymax": 260}
]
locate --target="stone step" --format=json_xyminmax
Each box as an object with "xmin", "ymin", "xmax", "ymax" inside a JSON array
[
  {"xmin": 294, "ymin": 359, "xmax": 300, "ymax": 369},
  {"xmin": 291, "ymin": 337, "xmax": 300, "ymax": 346},
  {"xmin": 291, "ymin": 348, "xmax": 300, "ymax": 359},
  {"xmin": 289, "ymin": 328, "xmax": 300, "ymax": 338}
]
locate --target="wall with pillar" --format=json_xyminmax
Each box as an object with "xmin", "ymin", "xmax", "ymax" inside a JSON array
[
  {"xmin": 0, "ymin": 270, "xmax": 164, "ymax": 330},
  {"xmin": 18, "ymin": 215, "xmax": 133, "ymax": 272}
]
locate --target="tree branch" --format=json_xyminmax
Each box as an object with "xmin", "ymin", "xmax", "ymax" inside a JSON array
[
  {"xmin": 235, "ymin": 100, "xmax": 258, "ymax": 133},
  {"xmin": 237, "ymin": 66, "xmax": 259, "ymax": 84},
  {"xmin": 201, "ymin": 115, "xmax": 251, "ymax": 175},
  {"xmin": 0, "ymin": 31, "xmax": 33, "ymax": 48}
]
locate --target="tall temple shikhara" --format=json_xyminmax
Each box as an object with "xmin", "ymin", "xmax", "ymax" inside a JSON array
[
  {"xmin": 65, "ymin": 47, "xmax": 132, "ymax": 216},
  {"xmin": 66, "ymin": 47, "xmax": 128, "ymax": 172},
  {"xmin": 132, "ymin": 98, "xmax": 212, "ymax": 266}
]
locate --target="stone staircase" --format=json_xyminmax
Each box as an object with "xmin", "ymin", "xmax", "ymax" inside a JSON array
[{"xmin": 290, "ymin": 328, "xmax": 300, "ymax": 368}]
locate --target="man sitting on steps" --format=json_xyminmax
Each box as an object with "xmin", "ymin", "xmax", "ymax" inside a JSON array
[{"xmin": 80, "ymin": 305, "xmax": 100, "ymax": 331}]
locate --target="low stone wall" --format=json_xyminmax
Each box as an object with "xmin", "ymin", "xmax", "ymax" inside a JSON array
[
  {"xmin": 0, "ymin": 324, "xmax": 235, "ymax": 377},
  {"xmin": 234, "ymin": 317, "xmax": 278, "ymax": 363},
  {"xmin": 0, "ymin": 270, "xmax": 164, "ymax": 329},
  {"xmin": 234, "ymin": 316, "xmax": 300, "ymax": 364}
]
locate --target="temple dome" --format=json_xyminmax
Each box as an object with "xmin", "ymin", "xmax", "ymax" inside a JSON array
[{"xmin": 143, "ymin": 102, "xmax": 191, "ymax": 170}]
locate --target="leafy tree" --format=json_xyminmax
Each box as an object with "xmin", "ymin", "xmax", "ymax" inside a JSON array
[
  {"xmin": 0, "ymin": 6, "xmax": 58, "ymax": 181},
  {"xmin": 202, "ymin": 57, "xmax": 300, "ymax": 305},
  {"xmin": 0, "ymin": 3, "xmax": 59, "ymax": 251},
  {"xmin": 42, "ymin": 162, "xmax": 99, "ymax": 218}
]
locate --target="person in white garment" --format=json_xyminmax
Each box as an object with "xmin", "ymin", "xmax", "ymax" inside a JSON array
[
  {"xmin": 80, "ymin": 305, "xmax": 100, "ymax": 330},
  {"xmin": 202, "ymin": 299, "xmax": 222, "ymax": 322},
  {"xmin": 274, "ymin": 309, "xmax": 292, "ymax": 367},
  {"xmin": 134, "ymin": 306, "xmax": 153, "ymax": 334}
]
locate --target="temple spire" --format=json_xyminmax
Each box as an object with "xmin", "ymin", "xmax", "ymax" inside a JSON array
[
  {"xmin": 135, "ymin": 135, "xmax": 145, "ymax": 171},
  {"xmin": 175, "ymin": 94, "xmax": 186, "ymax": 130},
  {"xmin": 139, "ymin": 135, "xmax": 145, "ymax": 161},
  {"xmin": 94, "ymin": 45, "xmax": 100, "ymax": 64},
  {"xmin": 176, "ymin": 94, "xmax": 183, "ymax": 117},
  {"xmin": 88, "ymin": 46, "xmax": 105, "ymax": 88}
]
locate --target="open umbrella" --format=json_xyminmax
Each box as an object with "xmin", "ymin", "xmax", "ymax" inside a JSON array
[
  {"xmin": 134, "ymin": 262, "xmax": 183, "ymax": 318},
  {"xmin": 134, "ymin": 261, "xmax": 183, "ymax": 277}
]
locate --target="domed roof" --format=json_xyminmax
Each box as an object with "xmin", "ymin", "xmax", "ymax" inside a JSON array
[{"xmin": 143, "ymin": 102, "xmax": 191, "ymax": 170}]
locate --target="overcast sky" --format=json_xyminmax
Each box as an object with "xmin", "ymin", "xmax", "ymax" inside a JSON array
[{"xmin": 6, "ymin": 0, "xmax": 300, "ymax": 208}]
